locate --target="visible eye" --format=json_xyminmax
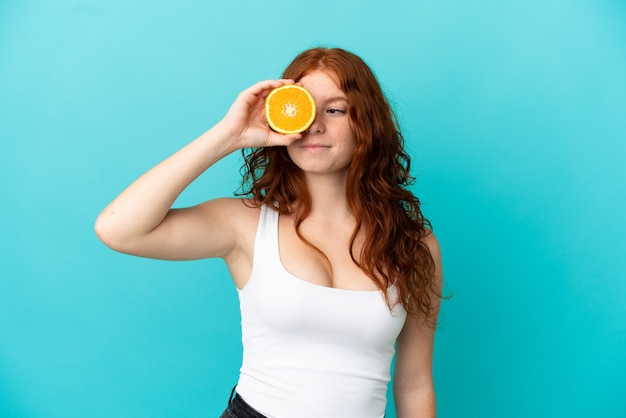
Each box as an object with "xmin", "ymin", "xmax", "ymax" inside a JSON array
[{"xmin": 326, "ymin": 108, "xmax": 346, "ymax": 114}]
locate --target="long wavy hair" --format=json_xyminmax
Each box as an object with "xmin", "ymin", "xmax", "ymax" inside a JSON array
[{"xmin": 238, "ymin": 47, "xmax": 440, "ymax": 324}]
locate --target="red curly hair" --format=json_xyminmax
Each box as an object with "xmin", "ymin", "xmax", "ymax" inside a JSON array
[{"xmin": 238, "ymin": 47, "xmax": 440, "ymax": 324}]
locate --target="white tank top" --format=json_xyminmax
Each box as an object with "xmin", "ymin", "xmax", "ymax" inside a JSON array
[{"xmin": 235, "ymin": 205, "xmax": 407, "ymax": 418}]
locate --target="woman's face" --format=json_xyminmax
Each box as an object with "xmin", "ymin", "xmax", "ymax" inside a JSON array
[{"xmin": 286, "ymin": 70, "xmax": 356, "ymax": 178}]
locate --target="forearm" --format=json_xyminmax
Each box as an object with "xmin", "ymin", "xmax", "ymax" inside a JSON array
[
  {"xmin": 394, "ymin": 385, "xmax": 436, "ymax": 418},
  {"xmin": 95, "ymin": 78, "xmax": 300, "ymax": 255},
  {"xmin": 95, "ymin": 123, "xmax": 237, "ymax": 248}
]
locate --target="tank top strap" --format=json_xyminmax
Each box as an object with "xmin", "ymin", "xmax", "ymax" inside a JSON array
[{"xmin": 250, "ymin": 204, "xmax": 281, "ymax": 274}]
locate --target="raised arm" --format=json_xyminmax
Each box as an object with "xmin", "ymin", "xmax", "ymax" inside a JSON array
[
  {"xmin": 94, "ymin": 79, "xmax": 301, "ymax": 261},
  {"xmin": 393, "ymin": 233, "xmax": 443, "ymax": 418}
]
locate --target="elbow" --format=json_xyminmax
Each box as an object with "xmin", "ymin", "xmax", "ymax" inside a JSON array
[
  {"xmin": 94, "ymin": 211, "xmax": 149, "ymax": 256},
  {"xmin": 94, "ymin": 211, "xmax": 127, "ymax": 253}
]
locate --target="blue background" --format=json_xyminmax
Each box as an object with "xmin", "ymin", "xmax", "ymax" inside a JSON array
[{"xmin": 1, "ymin": 1, "xmax": 625, "ymax": 417}]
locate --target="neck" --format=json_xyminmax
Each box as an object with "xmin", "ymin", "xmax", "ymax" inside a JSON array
[{"xmin": 303, "ymin": 172, "xmax": 354, "ymax": 222}]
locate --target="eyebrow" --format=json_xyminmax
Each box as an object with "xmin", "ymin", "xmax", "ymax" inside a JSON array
[{"xmin": 321, "ymin": 96, "xmax": 349, "ymax": 104}]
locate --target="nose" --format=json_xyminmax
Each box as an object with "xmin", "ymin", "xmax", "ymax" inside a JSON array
[{"xmin": 304, "ymin": 115, "xmax": 325, "ymax": 135}]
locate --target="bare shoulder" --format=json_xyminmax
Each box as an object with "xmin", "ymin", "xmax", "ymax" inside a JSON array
[
  {"xmin": 195, "ymin": 197, "xmax": 261, "ymax": 234},
  {"xmin": 422, "ymin": 230, "xmax": 443, "ymax": 294},
  {"xmin": 422, "ymin": 230, "xmax": 441, "ymax": 261}
]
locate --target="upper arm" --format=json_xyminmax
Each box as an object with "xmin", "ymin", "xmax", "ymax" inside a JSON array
[
  {"xmin": 98, "ymin": 198, "xmax": 256, "ymax": 261},
  {"xmin": 393, "ymin": 233, "xmax": 442, "ymax": 411}
]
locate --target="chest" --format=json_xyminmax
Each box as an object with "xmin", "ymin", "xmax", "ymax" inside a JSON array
[{"xmin": 277, "ymin": 215, "xmax": 378, "ymax": 291}]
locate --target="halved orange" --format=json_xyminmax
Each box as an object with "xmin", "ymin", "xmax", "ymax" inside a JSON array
[{"xmin": 265, "ymin": 84, "xmax": 316, "ymax": 134}]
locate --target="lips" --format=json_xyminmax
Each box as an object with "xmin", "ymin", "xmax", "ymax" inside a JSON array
[{"xmin": 300, "ymin": 143, "xmax": 331, "ymax": 152}]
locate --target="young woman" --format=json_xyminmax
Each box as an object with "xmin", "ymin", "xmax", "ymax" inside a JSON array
[{"xmin": 95, "ymin": 47, "xmax": 443, "ymax": 418}]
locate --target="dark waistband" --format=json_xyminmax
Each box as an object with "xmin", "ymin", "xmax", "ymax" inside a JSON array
[{"xmin": 228, "ymin": 390, "xmax": 268, "ymax": 418}]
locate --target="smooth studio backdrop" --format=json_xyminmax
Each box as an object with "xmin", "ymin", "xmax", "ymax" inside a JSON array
[{"xmin": 1, "ymin": 1, "xmax": 625, "ymax": 417}]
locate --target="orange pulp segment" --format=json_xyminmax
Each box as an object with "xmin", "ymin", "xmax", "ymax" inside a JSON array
[{"xmin": 265, "ymin": 84, "xmax": 316, "ymax": 134}]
